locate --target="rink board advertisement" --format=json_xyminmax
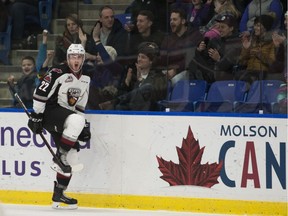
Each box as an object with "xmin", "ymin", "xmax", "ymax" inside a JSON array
[{"xmin": 0, "ymin": 111, "xmax": 287, "ymax": 215}]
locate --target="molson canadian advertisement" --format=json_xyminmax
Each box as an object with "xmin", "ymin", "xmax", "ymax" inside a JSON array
[{"xmin": 0, "ymin": 111, "xmax": 287, "ymax": 215}]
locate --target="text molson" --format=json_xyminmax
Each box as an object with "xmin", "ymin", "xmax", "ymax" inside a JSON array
[{"xmin": 219, "ymin": 125, "xmax": 286, "ymax": 190}]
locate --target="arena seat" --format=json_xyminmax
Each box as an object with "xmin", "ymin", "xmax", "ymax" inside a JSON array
[
  {"xmin": 194, "ymin": 80, "xmax": 248, "ymax": 112},
  {"xmin": 158, "ymin": 79, "xmax": 207, "ymax": 112}
]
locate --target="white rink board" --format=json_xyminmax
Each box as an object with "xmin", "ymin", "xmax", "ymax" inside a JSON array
[{"xmin": 0, "ymin": 112, "xmax": 287, "ymax": 203}]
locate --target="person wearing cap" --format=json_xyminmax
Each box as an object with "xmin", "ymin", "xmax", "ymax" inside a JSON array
[
  {"xmin": 236, "ymin": 14, "xmax": 277, "ymax": 83},
  {"xmin": 189, "ymin": 14, "xmax": 242, "ymax": 82},
  {"xmin": 99, "ymin": 42, "xmax": 167, "ymax": 111},
  {"xmin": 200, "ymin": 0, "xmax": 241, "ymax": 39}
]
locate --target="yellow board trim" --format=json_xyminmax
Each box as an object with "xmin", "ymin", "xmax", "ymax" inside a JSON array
[{"xmin": 0, "ymin": 190, "xmax": 287, "ymax": 215}]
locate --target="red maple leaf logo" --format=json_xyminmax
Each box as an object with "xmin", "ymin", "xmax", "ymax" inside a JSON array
[{"xmin": 156, "ymin": 126, "xmax": 223, "ymax": 187}]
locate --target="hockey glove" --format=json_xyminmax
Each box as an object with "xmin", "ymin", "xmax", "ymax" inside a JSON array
[
  {"xmin": 28, "ymin": 112, "xmax": 44, "ymax": 134},
  {"xmin": 78, "ymin": 120, "xmax": 91, "ymax": 142}
]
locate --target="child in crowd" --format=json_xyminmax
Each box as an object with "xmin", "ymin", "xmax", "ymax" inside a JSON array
[
  {"xmin": 36, "ymin": 29, "xmax": 54, "ymax": 84},
  {"xmin": 7, "ymin": 56, "xmax": 37, "ymax": 109}
]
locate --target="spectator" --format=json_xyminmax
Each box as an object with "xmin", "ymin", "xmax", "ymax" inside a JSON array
[
  {"xmin": 36, "ymin": 29, "xmax": 54, "ymax": 84},
  {"xmin": 200, "ymin": 0, "xmax": 241, "ymax": 39},
  {"xmin": 159, "ymin": 8, "xmax": 202, "ymax": 80},
  {"xmin": 188, "ymin": 14, "xmax": 242, "ymax": 82},
  {"xmin": 125, "ymin": 0, "xmax": 169, "ymax": 33},
  {"xmin": 87, "ymin": 39, "xmax": 125, "ymax": 110},
  {"xmin": 92, "ymin": 5, "xmax": 128, "ymax": 58},
  {"xmin": 170, "ymin": 0, "xmax": 214, "ymax": 32},
  {"xmin": 52, "ymin": 14, "xmax": 97, "ymax": 66},
  {"xmin": 236, "ymin": 15, "xmax": 276, "ymax": 84},
  {"xmin": 99, "ymin": 42, "xmax": 167, "ymax": 111},
  {"xmin": 6, "ymin": 0, "xmax": 39, "ymax": 49},
  {"xmin": 84, "ymin": 25, "xmax": 122, "ymax": 109},
  {"xmin": 7, "ymin": 56, "xmax": 37, "ymax": 109},
  {"xmin": 126, "ymin": 10, "xmax": 165, "ymax": 61},
  {"xmin": 239, "ymin": 0, "xmax": 283, "ymax": 37}
]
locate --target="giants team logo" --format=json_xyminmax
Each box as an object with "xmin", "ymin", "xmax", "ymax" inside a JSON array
[
  {"xmin": 65, "ymin": 75, "xmax": 73, "ymax": 83},
  {"xmin": 67, "ymin": 88, "xmax": 81, "ymax": 106}
]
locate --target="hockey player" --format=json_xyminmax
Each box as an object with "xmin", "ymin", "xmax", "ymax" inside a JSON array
[{"xmin": 28, "ymin": 43, "xmax": 91, "ymax": 209}]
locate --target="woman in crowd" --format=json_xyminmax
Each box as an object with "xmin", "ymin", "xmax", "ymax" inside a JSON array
[
  {"xmin": 239, "ymin": 0, "xmax": 283, "ymax": 37},
  {"xmin": 236, "ymin": 15, "xmax": 276, "ymax": 83},
  {"xmin": 52, "ymin": 14, "xmax": 98, "ymax": 66}
]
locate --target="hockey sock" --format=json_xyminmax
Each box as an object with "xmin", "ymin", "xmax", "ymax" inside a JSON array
[{"xmin": 56, "ymin": 172, "xmax": 71, "ymax": 187}]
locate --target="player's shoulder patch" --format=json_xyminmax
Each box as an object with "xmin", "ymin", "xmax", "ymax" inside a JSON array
[
  {"xmin": 43, "ymin": 72, "xmax": 53, "ymax": 83},
  {"xmin": 43, "ymin": 66, "xmax": 66, "ymax": 82},
  {"xmin": 51, "ymin": 68, "xmax": 63, "ymax": 74}
]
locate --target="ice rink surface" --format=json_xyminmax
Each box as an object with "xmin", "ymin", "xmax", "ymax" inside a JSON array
[{"xmin": 0, "ymin": 204, "xmax": 230, "ymax": 216}]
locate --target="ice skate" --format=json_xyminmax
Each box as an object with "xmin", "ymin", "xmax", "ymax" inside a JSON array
[
  {"xmin": 50, "ymin": 148, "xmax": 84, "ymax": 176},
  {"xmin": 52, "ymin": 181, "xmax": 78, "ymax": 210}
]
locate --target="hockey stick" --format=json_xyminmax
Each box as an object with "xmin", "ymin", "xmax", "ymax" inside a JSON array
[{"xmin": 7, "ymin": 82, "xmax": 72, "ymax": 176}]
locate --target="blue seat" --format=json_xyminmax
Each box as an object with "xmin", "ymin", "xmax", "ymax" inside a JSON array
[
  {"xmin": 114, "ymin": 13, "xmax": 132, "ymax": 27},
  {"xmin": 234, "ymin": 80, "xmax": 285, "ymax": 114},
  {"xmin": 158, "ymin": 79, "xmax": 207, "ymax": 112},
  {"xmin": 194, "ymin": 80, "xmax": 248, "ymax": 112},
  {"xmin": 0, "ymin": 17, "xmax": 12, "ymax": 65}
]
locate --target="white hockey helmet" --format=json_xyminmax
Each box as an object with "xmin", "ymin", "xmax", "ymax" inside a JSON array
[
  {"xmin": 67, "ymin": 43, "xmax": 85, "ymax": 56},
  {"xmin": 67, "ymin": 43, "xmax": 85, "ymax": 73}
]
